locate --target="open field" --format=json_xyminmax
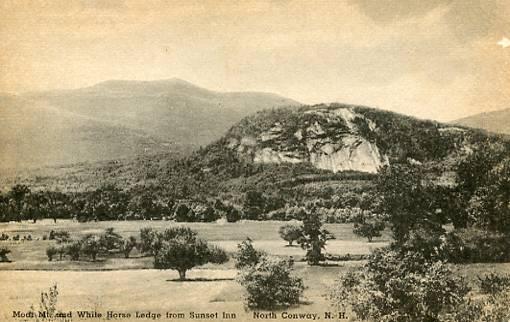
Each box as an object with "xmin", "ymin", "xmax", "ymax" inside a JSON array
[
  {"xmin": 2, "ymin": 263, "xmax": 510, "ymax": 322},
  {"xmin": 0, "ymin": 220, "xmax": 389, "ymax": 270},
  {"xmin": 1, "ymin": 220, "xmax": 509, "ymax": 321}
]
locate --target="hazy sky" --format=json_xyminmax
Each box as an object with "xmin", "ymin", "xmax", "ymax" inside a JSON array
[{"xmin": 1, "ymin": 0, "xmax": 509, "ymax": 121}]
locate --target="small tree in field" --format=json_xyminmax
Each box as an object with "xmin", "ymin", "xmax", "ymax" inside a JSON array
[
  {"xmin": 279, "ymin": 224, "xmax": 302, "ymax": 246},
  {"xmin": 46, "ymin": 246, "xmax": 57, "ymax": 261},
  {"xmin": 81, "ymin": 234, "xmax": 102, "ymax": 261},
  {"xmin": 353, "ymin": 219, "xmax": 385, "ymax": 242},
  {"xmin": 139, "ymin": 227, "xmax": 160, "ymax": 256},
  {"xmin": 298, "ymin": 214, "xmax": 334, "ymax": 265},
  {"xmin": 65, "ymin": 241, "xmax": 82, "ymax": 261},
  {"xmin": 153, "ymin": 227, "xmax": 228, "ymax": 280},
  {"xmin": 0, "ymin": 247, "xmax": 11, "ymax": 262},
  {"xmin": 234, "ymin": 238, "xmax": 264, "ymax": 269},
  {"xmin": 120, "ymin": 236, "xmax": 137, "ymax": 258},
  {"xmin": 238, "ymin": 256, "xmax": 304, "ymax": 309}
]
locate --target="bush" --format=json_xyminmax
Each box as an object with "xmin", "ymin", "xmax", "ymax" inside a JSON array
[
  {"xmin": 477, "ymin": 273, "xmax": 510, "ymax": 295},
  {"xmin": 353, "ymin": 220, "xmax": 385, "ymax": 242},
  {"xmin": 99, "ymin": 228, "xmax": 123, "ymax": 253},
  {"xmin": 81, "ymin": 234, "xmax": 102, "ymax": 261},
  {"xmin": 234, "ymin": 239, "xmax": 264, "ymax": 269},
  {"xmin": 443, "ymin": 228, "xmax": 510, "ymax": 263},
  {"xmin": 139, "ymin": 227, "xmax": 160, "ymax": 256},
  {"xmin": 328, "ymin": 248, "xmax": 470, "ymax": 322},
  {"xmin": 207, "ymin": 245, "xmax": 229, "ymax": 264},
  {"xmin": 278, "ymin": 224, "xmax": 302, "ymax": 246},
  {"xmin": 120, "ymin": 236, "xmax": 137, "ymax": 258},
  {"xmin": 238, "ymin": 256, "xmax": 304, "ymax": 309},
  {"xmin": 65, "ymin": 241, "xmax": 82, "ymax": 261},
  {"xmin": 56, "ymin": 246, "xmax": 66, "ymax": 260},
  {"xmin": 49, "ymin": 231, "xmax": 71, "ymax": 244},
  {"xmin": 46, "ymin": 246, "xmax": 58, "ymax": 261},
  {"xmin": 0, "ymin": 247, "xmax": 11, "ymax": 262},
  {"xmin": 225, "ymin": 207, "xmax": 241, "ymax": 223}
]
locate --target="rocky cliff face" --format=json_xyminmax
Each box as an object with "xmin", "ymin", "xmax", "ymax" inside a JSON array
[{"xmin": 227, "ymin": 106, "xmax": 389, "ymax": 173}]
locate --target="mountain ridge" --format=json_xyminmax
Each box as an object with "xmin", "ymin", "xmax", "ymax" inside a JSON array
[
  {"xmin": 452, "ymin": 108, "xmax": 510, "ymax": 135},
  {"xmin": 0, "ymin": 79, "xmax": 300, "ymax": 171}
]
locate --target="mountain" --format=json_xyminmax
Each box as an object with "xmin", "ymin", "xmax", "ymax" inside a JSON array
[
  {"xmin": 0, "ymin": 79, "xmax": 299, "ymax": 171},
  {"xmin": 452, "ymin": 108, "xmax": 510, "ymax": 135},
  {"xmin": 8, "ymin": 103, "xmax": 506, "ymax": 196}
]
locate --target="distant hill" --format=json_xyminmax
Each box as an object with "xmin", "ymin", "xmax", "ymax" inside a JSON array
[
  {"xmin": 0, "ymin": 79, "xmax": 299, "ymax": 171},
  {"xmin": 452, "ymin": 108, "xmax": 510, "ymax": 135},
  {"xmin": 9, "ymin": 103, "xmax": 507, "ymax": 196}
]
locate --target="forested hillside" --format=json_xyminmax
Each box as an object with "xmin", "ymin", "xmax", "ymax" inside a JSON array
[{"xmin": 2, "ymin": 103, "xmax": 507, "ymax": 225}]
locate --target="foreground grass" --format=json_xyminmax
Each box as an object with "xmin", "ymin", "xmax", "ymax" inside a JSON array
[{"xmin": 1, "ymin": 262, "xmax": 509, "ymax": 322}]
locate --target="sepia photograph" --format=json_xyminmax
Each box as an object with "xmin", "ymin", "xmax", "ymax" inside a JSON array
[{"xmin": 0, "ymin": 0, "xmax": 509, "ymax": 321}]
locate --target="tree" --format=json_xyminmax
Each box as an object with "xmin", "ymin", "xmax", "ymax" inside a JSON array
[
  {"xmin": 81, "ymin": 234, "xmax": 102, "ymax": 261},
  {"xmin": 8, "ymin": 184, "xmax": 30, "ymax": 221},
  {"xmin": 234, "ymin": 238, "xmax": 264, "ymax": 269},
  {"xmin": 139, "ymin": 227, "xmax": 160, "ymax": 256},
  {"xmin": 298, "ymin": 213, "xmax": 334, "ymax": 265},
  {"xmin": 46, "ymin": 246, "xmax": 57, "ymax": 261},
  {"xmin": 0, "ymin": 247, "xmax": 11, "ymax": 262},
  {"xmin": 466, "ymin": 157, "xmax": 510, "ymax": 234},
  {"xmin": 99, "ymin": 228, "xmax": 123, "ymax": 254},
  {"xmin": 328, "ymin": 248, "xmax": 470, "ymax": 322},
  {"xmin": 65, "ymin": 241, "xmax": 82, "ymax": 261},
  {"xmin": 242, "ymin": 190, "xmax": 266, "ymax": 220},
  {"xmin": 153, "ymin": 227, "xmax": 228, "ymax": 280},
  {"xmin": 353, "ymin": 217, "xmax": 385, "ymax": 242},
  {"xmin": 238, "ymin": 256, "xmax": 304, "ymax": 309},
  {"xmin": 225, "ymin": 206, "xmax": 241, "ymax": 223},
  {"xmin": 120, "ymin": 236, "xmax": 137, "ymax": 258},
  {"xmin": 376, "ymin": 164, "xmax": 443, "ymax": 245},
  {"xmin": 278, "ymin": 224, "xmax": 302, "ymax": 246}
]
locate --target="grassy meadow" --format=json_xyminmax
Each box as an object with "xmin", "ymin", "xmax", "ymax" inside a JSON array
[{"xmin": 1, "ymin": 220, "xmax": 509, "ymax": 321}]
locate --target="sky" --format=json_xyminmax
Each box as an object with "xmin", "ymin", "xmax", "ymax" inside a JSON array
[{"xmin": 1, "ymin": 0, "xmax": 509, "ymax": 121}]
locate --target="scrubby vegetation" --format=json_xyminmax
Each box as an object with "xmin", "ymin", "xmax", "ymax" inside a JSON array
[{"xmin": 235, "ymin": 239, "xmax": 304, "ymax": 309}]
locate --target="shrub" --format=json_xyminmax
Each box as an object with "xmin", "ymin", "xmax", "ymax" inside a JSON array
[
  {"xmin": 81, "ymin": 234, "xmax": 102, "ymax": 261},
  {"xmin": 238, "ymin": 256, "xmax": 304, "ymax": 309},
  {"xmin": 328, "ymin": 248, "xmax": 470, "ymax": 322},
  {"xmin": 153, "ymin": 227, "xmax": 228, "ymax": 280},
  {"xmin": 29, "ymin": 284, "xmax": 59, "ymax": 321},
  {"xmin": 139, "ymin": 227, "xmax": 160, "ymax": 256},
  {"xmin": 225, "ymin": 207, "xmax": 241, "ymax": 223},
  {"xmin": 443, "ymin": 228, "xmax": 510, "ymax": 263},
  {"xmin": 99, "ymin": 228, "xmax": 123, "ymax": 253},
  {"xmin": 56, "ymin": 246, "xmax": 66, "ymax": 260},
  {"xmin": 49, "ymin": 231, "xmax": 71, "ymax": 244},
  {"xmin": 65, "ymin": 241, "xmax": 82, "ymax": 261},
  {"xmin": 207, "ymin": 245, "xmax": 229, "ymax": 264},
  {"xmin": 0, "ymin": 247, "xmax": 11, "ymax": 262},
  {"xmin": 46, "ymin": 246, "xmax": 58, "ymax": 261},
  {"xmin": 477, "ymin": 273, "xmax": 510, "ymax": 294},
  {"xmin": 278, "ymin": 224, "xmax": 302, "ymax": 246},
  {"xmin": 353, "ymin": 220, "xmax": 385, "ymax": 242},
  {"xmin": 234, "ymin": 239, "xmax": 264, "ymax": 269},
  {"xmin": 120, "ymin": 236, "xmax": 137, "ymax": 258}
]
